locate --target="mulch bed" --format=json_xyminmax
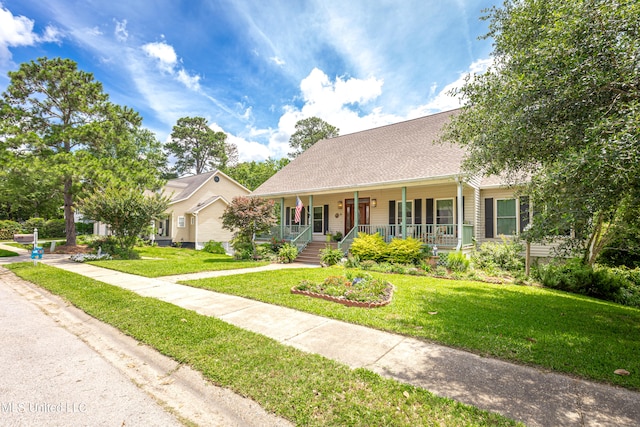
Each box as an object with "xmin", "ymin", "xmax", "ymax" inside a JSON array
[{"xmin": 43, "ymin": 244, "xmax": 93, "ymax": 254}]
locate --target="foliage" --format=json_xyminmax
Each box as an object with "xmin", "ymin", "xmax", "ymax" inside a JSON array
[
  {"xmin": 224, "ymin": 157, "xmax": 290, "ymax": 190},
  {"xmin": 319, "ymin": 246, "xmax": 344, "ymax": 266},
  {"xmin": 277, "ymin": 243, "xmax": 298, "ymax": 263},
  {"xmin": 75, "ymin": 221, "xmax": 94, "ymax": 235},
  {"xmin": 443, "ymin": 0, "xmax": 640, "ymax": 266},
  {"xmin": 202, "ymin": 240, "xmax": 226, "ymax": 254},
  {"xmin": 0, "ymin": 220, "xmax": 22, "ymax": 240},
  {"xmin": 295, "ymin": 271, "xmax": 392, "ymax": 303},
  {"xmin": 86, "ymin": 235, "xmax": 139, "ymax": 259},
  {"xmin": 288, "ymin": 116, "xmax": 339, "ymax": 158},
  {"xmin": 23, "ymin": 217, "xmax": 46, "ymax": 233},
  {"xmin": 332, "ymin": 232, "xmax": 343, "ymax": 242},
  {"xmin": 471, "ymin": 238, "xmax": 525, "ymax": 273},
  {"xmin": 0, "ymin": 57, "xmax": 166, "ymax": 245},
  {"xmin": 80, "ymin": 185, "xmax": 169, "ymax": 254},
  {"xmin": 221, "ymin": 196, "xmax": 277, "ymax": 256},
  {"xmin": 70, "ymin": 253, "xmax": 112, "ymax": 262},
  {"xmin": 349, "ymin": 233, "xmax": 387, "ymax": 262},
  {"xmin": 386, "ymin": 237, "xmax": 423, "ymax": 264},
  {"xmin": 44, "ymin": 219, "xmax": 66, "ymax": 237},
  {"xmin": 165, "ymin": 116, "xmax": 235, "ymax": 176},
  {"xmin": 446, "ymin": 251, "xmax": 470, "ymax": 273},
  {"xmin": 269, "ymin": 237, "xmax": 285, "ymax": 253},
  {"xmin": 533, "ymin": 259, "xmax": 640, "ymax": 308}
]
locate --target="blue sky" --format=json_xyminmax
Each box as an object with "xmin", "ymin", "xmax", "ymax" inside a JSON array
[{"xmin": 0, "ymin": 0, "xmax": 498, "ymax": 162}]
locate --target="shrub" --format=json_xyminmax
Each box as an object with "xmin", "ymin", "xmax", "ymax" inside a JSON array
[
  {"xmin": 472, "ymin": 238, "xmax": 524, "ymax": 273},
  {"xmin": 320, "ymin": 246, "xmax": 344, "ymax": 266},
  {"xmin": 350, "ymin": 233, "xmax": 387, "ymax": 262},
  {"xmin": 75, "ymin": 222, "xmax": 94, "ymax": 235},
  {"xmin": 203, "ymin": 240, "xmax": 226, "ymax": 254},
  {"xmin": 231, "ymin": 237, "xmax": 253, "ymax": 260},
  {"xmin": 446, "ymin": 251, "xmax": 470, "ymax": 272},
  {"xmin": 0, "ymin": 220, "xmax": 23, "ymax": 240},
  {"xmin": 87, "ymin": 235, "xmax": 138, "ymax": 259},
  {"xmin": 270, "ymin": 237, "xmax": 285, "ymax": 253},
  {"xmin": 24, "ymin": 218, "xmax": 46, "ymax": 233},
  {"xmin": 44, "ymin": 219, "xmax": 66, "ymax": 238},
  {"xmin": 386, "ymin": 237, "xmax": 422, "ymax": 264},
  {"xmin": 278, "ymin": 243, "xmax": 298, "ymax": 263},
  {"xmin": 533, "ymin": 258, "xmax": 630, "ymax": 304}
]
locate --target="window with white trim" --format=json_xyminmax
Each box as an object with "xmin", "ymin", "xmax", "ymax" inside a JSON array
[
  {"xmin": 396, "ymin": 200, "xmax": 413, "ymax": 225},
  {"xmin": 496, "ymin": 199, "xmax": 517, "ymax": 235},
  {"xmin": 178, "ymin": 216, "xmax": 185, "ymax": 228}
]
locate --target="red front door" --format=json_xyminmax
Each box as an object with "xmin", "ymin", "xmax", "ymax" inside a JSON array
[{"xmin": 344, "ymin": 198, "xmax": 370, "ymax": 234}]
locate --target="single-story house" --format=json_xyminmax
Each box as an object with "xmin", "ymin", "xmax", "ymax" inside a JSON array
[
  {"xmin": 95, "ymin": 170, "xmax": 250, "ymax": 250},
  {"xmin": 251, "ymin": 109, "xmax": 549, "ymax": 258}
]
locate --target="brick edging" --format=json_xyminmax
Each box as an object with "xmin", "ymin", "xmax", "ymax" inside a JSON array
[{"xmin": 290, "ymin": 286, "xmax": 393, "ymax": 308}]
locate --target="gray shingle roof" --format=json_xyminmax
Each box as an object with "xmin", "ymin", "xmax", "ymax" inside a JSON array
[
  {"xmin": 164, "ymin": 170, "xmax": 218, "ymax": 203},
  {"xmin": 252, "ymin": 109, "xmax": 465, "ymax": 197}
]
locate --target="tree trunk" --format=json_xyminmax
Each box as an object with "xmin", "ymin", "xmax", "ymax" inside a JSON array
[{"xmin": 63, "ymin": 177, "xmax": 77, "ymax": 246}]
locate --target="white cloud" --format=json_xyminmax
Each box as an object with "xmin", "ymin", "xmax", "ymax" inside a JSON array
[
  {"xmin": 142, "ymin": 41, "xmax": 177, "ymax": 70},
  {"xmin": 0, "ymin": 5, "xmax": 61, "ymax": 63},
  {"xmin": 141, "ymin": 40, "xmax": 201, "ymax": 91},
  {"xmin": 408, "ymin": 57, "xmax": 493, "ymax": 117},
  {"xmin": 209, "ymin": 122, "xmax": 272, "ymax": 162},
  {"xmin": 270, "ymin": 56, "xmax": 285, "ymax": 66},
  {"xmin": 114, "ymin": 19, "xmax": 128, "ymax": 42}
]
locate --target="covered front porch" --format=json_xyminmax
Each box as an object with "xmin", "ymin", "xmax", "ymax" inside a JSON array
[{"xmin": 262, "ymin": 179, "xmax": 478, "ymax": 254}]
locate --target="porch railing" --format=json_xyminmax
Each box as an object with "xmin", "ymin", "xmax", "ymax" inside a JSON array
[
  {"xmin": 356, "ymin": 224, "xmax": 474, "ymax": 248},
  {"xmin": 290, "ymin": 225, "xmax": 312, "ymax": 253},
  {"xmin": 338, "ymin": 226, "xmax": 358, "ymax": 253}
]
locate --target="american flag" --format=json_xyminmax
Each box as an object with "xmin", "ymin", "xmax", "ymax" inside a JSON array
[{"xmin": 294, "ymin": 196, "xmax": 303, "ymax": 224}]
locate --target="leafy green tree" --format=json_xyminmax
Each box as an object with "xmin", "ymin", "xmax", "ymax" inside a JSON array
[
  {"xmin": 288, "ymin": 116, "xmax": 339, "ymax": 158},
  {"xmin": 224, "ymin": 157, "xmax": 290, "ymax": 190},
  {"xmin": 0, "ymin": 57, "xmax": 166, "ymax": 246},
  {"xmin": 79, "ymin": 186, "xmax": 169, "ymax": 255},
  {"xmin": 443, "ymin": 0, "xmax": 640, "ymax": 265},
  {"xmin": 221, "ymin": 196, "xmax": 277, "ymax": 256},
  {"xmin": 166, "ymin": 116, "xmax": 235, "ymax": 175}
]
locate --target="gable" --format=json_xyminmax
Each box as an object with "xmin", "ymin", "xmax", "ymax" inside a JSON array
[{"xmin": 252, "ymin": 109, "xmax": 465, "ymax": 197}]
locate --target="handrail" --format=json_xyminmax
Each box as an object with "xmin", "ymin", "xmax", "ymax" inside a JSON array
[
  {"xmin": 337, "ymin": 226, "xmax": 358, "ymax": 253},
  {"xmin": 290, "ymin": 225, "xmax": 312, "ymax": 252}
]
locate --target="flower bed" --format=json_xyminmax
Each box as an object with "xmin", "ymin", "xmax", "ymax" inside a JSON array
[{"xmin": 292, "ymin": 272, "xmax": 393, "ymax": 308}]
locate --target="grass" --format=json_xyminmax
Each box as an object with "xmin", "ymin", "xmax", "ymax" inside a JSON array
[
  {"xmin": 6, "ymin": 262, "xmax": 517, "ymax": 427},
  {"xmin": 88, "ymin": 246, "xmax": 270, "ymax": 277},
  {"xmin": 179, "ymin": 267, "xmax": 640, "ymax": 391},
  {"xmin": 0, "ymin": 248, "xmax": 19, "ymax": 257}
]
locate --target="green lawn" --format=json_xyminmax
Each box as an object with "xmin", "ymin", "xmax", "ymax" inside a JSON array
[
  {"xmin": 6, "ymin": 263, "xmax": 517, "ymax": 427},
  {"xmin": 88, "ymin": 246, "xmax": 270, "ymax": 277},
  {"xmin": 0, "ymin": 248, "xmax": 19, "ymax": 257},
  {"xmin": 180, "ymin": 268, "xmax": 640, "ymax": 391}
]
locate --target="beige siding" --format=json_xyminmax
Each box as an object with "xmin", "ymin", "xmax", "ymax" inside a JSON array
[{"xmin": 196, "ymin": 201, "xmax": 234, "ymax": 244}]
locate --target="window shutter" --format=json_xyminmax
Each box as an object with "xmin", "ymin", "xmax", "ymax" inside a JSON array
[
  {"xmin": 520, "ymin": 196, "xmax": 530, "ymax": 233},
  {"xmin": 462, "ymin": 196, "xmax": 465, "ymax": 223},
  {"xmin": 389, "ymin": 200, "xmax": 395, "ymax": 235},
  {"xmin": 323, "ymin": 204, "xmax": 329, "ymax": 234},
  {"xmin": 286, "ymin": 207, "xmax": 290, "ymax": 226},
  {"xmin": 414, "ymin": 199, "xmax": 422, "ymax": 225},
  {"xmin": 485, "ymin": 198, "xmax": 494, "ymax": 238},
  {"xmin": 301, "ymin": 207, "xmax": 306, "ymax": 225},
  {"xmin": 426, "ymin": 199, "xmax": 434, "ymax": 224}
]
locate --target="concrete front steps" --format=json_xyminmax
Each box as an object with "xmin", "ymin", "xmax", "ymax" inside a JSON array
[{"xmin": 295, "ymin": 241, "xmax": 339, "ymax": 264}]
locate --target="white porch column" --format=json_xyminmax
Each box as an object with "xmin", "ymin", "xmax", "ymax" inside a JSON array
[
  {"xmin": 280, "ymin": 198, "xmax": 285, "ymax": 239},
  {"xmin": 308, "ymin": 195, "xmax": 313, "ymax": 231},
  {"xmin": 354, "ymin": 191, "xmax": 359, "ymax": 230},
  {"xmin": 402, "ymin": 187, "xmax": 407, "ymax": 239},
  {"xmin": 456, "ymin": 178, "xmax": 464, "ymax": 250}
]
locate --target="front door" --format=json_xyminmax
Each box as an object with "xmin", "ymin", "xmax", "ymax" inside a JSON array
[{"xmin": 345, "ymin": 198, "xmax": 370, "ymax": 234}]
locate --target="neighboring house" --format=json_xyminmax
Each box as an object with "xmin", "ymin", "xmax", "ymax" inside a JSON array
[
  {"xmin": 95, "ymin": 170, "xmax": 250, "ymax": 250},
  {"xmin": 252, "ymin": 109, "xmax": 550, "ymax": 257}
]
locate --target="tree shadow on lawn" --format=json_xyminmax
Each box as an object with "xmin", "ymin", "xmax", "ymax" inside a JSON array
[{"xmin": 401, "ymin": 282, "xmax": 640, "ymax": 388}]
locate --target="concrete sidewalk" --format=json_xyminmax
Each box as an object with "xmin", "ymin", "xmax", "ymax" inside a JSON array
[{"xmin": 31, "ymin": 256, "xmax": 640, "ymax": 427}]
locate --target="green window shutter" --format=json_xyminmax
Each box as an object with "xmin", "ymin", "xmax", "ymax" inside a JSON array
[
  {"xmin": 286, "ymin": 207, "xmax": 290, "ymax": 226},
  {"xmin": 324, "ymin": 204, "xmax": 329, "ymax": 234}
]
